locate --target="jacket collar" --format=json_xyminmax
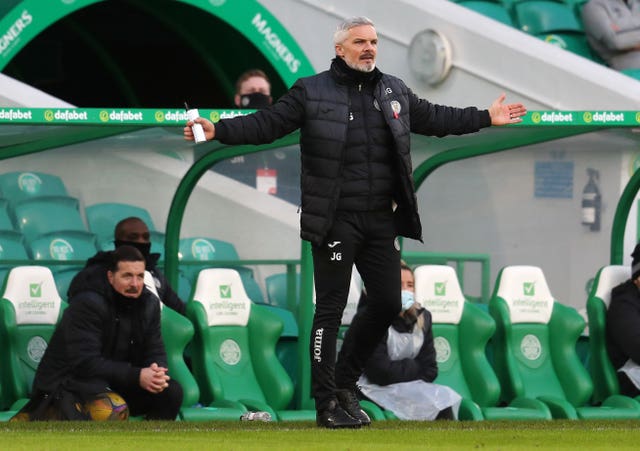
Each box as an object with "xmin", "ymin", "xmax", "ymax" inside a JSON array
[{"xmin": 330, "ymin": 57, "xmax": 382, "ymax": 86}]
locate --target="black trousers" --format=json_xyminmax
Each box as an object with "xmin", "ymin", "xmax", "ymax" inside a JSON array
[
  {"xmin": 115, "ymin": 379, "xmax": 183, "ymax": 420},
  {"xmin": 310, "ymin": 210, "xmax": 401, "ymax": 410}
]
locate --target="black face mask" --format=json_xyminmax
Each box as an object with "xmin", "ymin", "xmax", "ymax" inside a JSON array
[
  {"xmin": 114, "ymin": 240, "xmax": 151, "ymax": 258},
  {"xmin": 239, "ymin": 92, "xmax": 271, "ymax": 110}
]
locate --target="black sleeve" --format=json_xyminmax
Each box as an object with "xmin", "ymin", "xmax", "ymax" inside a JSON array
[
  {"xmin": 407, "ymin": 86, "xmax": 491, "ymax": 137},
  {"xmin": 363, "ymin": 331, "xmax": 424, "ymax": 386},
  {"xmin": 215, "ymin": 81, "xmax": 306, "ymax": 144}
]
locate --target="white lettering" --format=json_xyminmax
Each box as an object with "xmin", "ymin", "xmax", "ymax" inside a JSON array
[
  {"xmin": 0, "ymin": 109, "xmax": 32, "ymax": 120},
  {"xmin": 251, "ymin": 12, "xmax": 301, "ymax": 73},
  {"xmin": 313, "ymin": 328, "xmax": 324, "ymax": 362},
  {"xmin": 0, "ymin": 10, "xmax": 33, "ymax": 55}
]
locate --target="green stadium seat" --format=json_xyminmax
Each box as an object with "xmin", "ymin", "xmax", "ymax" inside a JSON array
[
  {"xmin": 179, "ymin": 237, "xmax": 265, "ymax": 304},
  {"xmin": 13, "ymin": 198, "xmax": 86, "ymax": 244},
  {"xmin": 265, "ymin": 272, "xmax": 300, "ymax": 310},
  {"xmin": 0, "ymin": 199, "xmax": 15, "ymax": 232},
  {"xmin": 489, "ymin": 265, "xmax": 640, "ymax": 419},
  {"xmin": 143, "ymin": 272, "xmax": 244, "ymax": 421},
  {"xmin": 186, "ymin": 268, "xmax": 316, "ymax": 421},
  {"xmin": 415, "ymin": 265, "xmax": 552, "ymax": 420},
  {"xmin": 541, "ymin": 32, "xmax": 595, "ymax": 59},
  {"xmin": 621, "ymin": 68, "xmax": 640, "ymax": 81},
  {"xmin": 0, "ymin": 171, "xmax": 72, "ymax": 209},
  {"xmin": 0, "ymin": 266, "xmax": 66, "ymax": 416},
  {"xmin": 514, "ymin": 1, "xmax": 582, "ymax": 34},
  {"xmin": 84, "ymin": 202, "xmax": 166, "ymax": 257},
  {"xmin": 28, "ymin": 232, "xmax": 99, "ymax": 300},
  {"xmin": 459, "ymin": 1, "xmax": 515, "ymax": 26},
  {"xmin": 585, "ymin": 266, "xmax": 636, "ymax": 405},
  {"xmin": 0, "ymin": 232, "xmax": 29, "ymax": 287}
]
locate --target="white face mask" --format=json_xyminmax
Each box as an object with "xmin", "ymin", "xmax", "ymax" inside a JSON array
[{"xmin": 401, "ymin": 290, "xmax": 415, "ymax": 311}]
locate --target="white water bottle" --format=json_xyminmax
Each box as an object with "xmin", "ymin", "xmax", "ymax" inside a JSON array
[
  {"xmin": 185, "ymin": 106, "xmax": 207, "ymax": 143},
  {"xmin": 239, "ymin": 411, "xmax": 272, "ymax": 422}
]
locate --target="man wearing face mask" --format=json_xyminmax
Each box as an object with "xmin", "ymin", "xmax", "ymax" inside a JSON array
[
  {"xmin": 67, "ymin": 217, "xmax": 186, "ymax": 316},
  {"xmin": 234, "ymin": 69, "xmax": 273, "ymax": 109},
  {"xmin": 356, "ymin": 262, "xmax": 460, "ymax": 420}
]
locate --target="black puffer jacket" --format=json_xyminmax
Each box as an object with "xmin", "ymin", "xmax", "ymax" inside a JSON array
[
  {"xmin": 67, "ymin": 251, "xmax": 185, "ymax": 316},
  {"xmin": 215, "ymin": 58, "xmax": 491, "ymax": 246},
  {"xmin": 362, "ymin": 308, "xmax": 437, "ymax": 385},
  {"xmin": 32, "ymin": 277, "xmax": 166, "ymax": 397}
]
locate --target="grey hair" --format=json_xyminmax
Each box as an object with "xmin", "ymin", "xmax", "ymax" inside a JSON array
[{"xmin": 333, "ymin": 16, "xmax": 374, "ymax": 45}]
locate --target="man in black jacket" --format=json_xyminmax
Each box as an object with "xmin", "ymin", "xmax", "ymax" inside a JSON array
[
  {"xmin": 608, "ymin": 242, "xmax": 640, "ymax": 397},
  {"xmin": 68, "ymin": 216, "xmax": 185, "ymax": 316},
  {"xmin": 185, "ymin": 16, "xmax": 526, "ymax": 428},
  {"xmin": 22, "ymin": 245, "xmax": 183, "ymax": 421}
]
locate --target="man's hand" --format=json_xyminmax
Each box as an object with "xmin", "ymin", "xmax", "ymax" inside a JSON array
[
  {"xmin": 184, "ymin": 117, "xmax": 215, "ymax": 141},
  {"xmin": 139, "ymin": 362, "xmax": 170, "ymax": 394},
  {"xmin": 488, "ymin": 93, "xmax": 527, "ymax": 126}
]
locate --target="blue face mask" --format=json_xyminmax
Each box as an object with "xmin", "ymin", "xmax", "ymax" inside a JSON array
[{"xmin": 401, "ymin": 290, "xmax": 415, "ymax": 311}]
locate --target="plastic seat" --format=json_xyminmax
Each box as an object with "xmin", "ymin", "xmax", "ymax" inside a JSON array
[
  {"xmin": 586, "ymin": 265, "xmax": 632, "ymax": 405},
  {"xmin": 489, "ymin": 265, "xmax": 640, "ymax": 419},
  {"xmin": 0, "ymin": 232, "xmax": 30, "ymax": 287},
  {"xmin": 0, "ymin": 199, "xmax": 15, "ymax": 232},
  {"xmin": 186, "ymin": 268, "xmax": 316, "ymax": 421},
  {"xmin": 459, "ymin": 1, "xmax": 515, "ymax": 26},
  {"xmin": 265, "ymin": 272, "xmax": 300, "ymax": 310},
  {"xmin": 13, "ymin": 198, "xmax": 86, "ymax": 244},
  {"xmin": 0, "ymin": 266, "xmax": 65, "ymax": 414},
  {"xmin": 179, "ymin": 237, "xmax": 265, "ymax": 304},
  {"xmin": 28, "ymin": 232, "xmax": 99, "ymax": 300},
  {"xmin": 414, "ymin": 265, "xmax": 552, "ymax": 420},
  {"xmin": 84, "ymin": 202, "xmax": 166, "ymax": 256},
  {"xmin": 514, "ymin": 1, "xmax": 582, "ymax": 34},
  {"xmin": 0, "ymin": 172, "xmax": 72, "ymax": 208},
  {"xmin": 541, "ymin": 32, "xmax": 595, "ymax": 59},
  {"xmin": 140, "ymin": 272, "xmax": 243, "ymax": 421}
]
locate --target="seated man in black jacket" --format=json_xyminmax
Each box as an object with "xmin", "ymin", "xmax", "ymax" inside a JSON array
[
  {"xmin": 14, "ymin": 245, "xmax": 182, "ymax": 421},
  {"xmin": 608, "ymin": 242, "xmax": 640, "ymax": 397},
  {"xmin": 68, "ymin": 216, "xmax": 185, "ymax": 316}
]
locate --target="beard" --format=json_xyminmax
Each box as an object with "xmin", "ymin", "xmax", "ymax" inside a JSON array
[{"xmin": 344, "ymin": 56, "xmax": 376, "ymax": 73}]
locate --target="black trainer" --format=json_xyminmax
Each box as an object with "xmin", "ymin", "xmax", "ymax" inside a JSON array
[
  {"xmin": 316, "ymin": 400, "xmax": 362, "ymax": 429},
  {"xmin": 336, "ymin": 389, "xmax": 371, "ymax": 426}
]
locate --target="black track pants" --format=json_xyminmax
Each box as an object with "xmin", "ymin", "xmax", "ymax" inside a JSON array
[{"xmin": 310, "ymin": 210, "xmax": 401, "ymax": 410}]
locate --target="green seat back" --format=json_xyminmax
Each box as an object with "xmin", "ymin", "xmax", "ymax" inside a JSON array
[
  {"xmin": 488, "ymin": 265, "xmax": 635, "ymax": 419},
  {"xmin": 187, "ymin": 269, "xmax": 292, "ymax": 417},
  {"xmin": 84, "ymin": 202, "xmax": 165, "ymax": 257},
  {"xmin": 13, "ymin": 198, "xmax": 85, "ymax": 244},
  {"xmin": 515, "ymin": 1, "xmax": 582, "ymax": 34},
  {"xmin": 0, "ymin": 233, "xmax": 29, "ymax": 285},
  {"xmin": 0, "ymin": 172, "xmax": 70, "ymax": 207},
  {"xmin": 415, "ymin": 265, "xmax": 551, "ymax": 420},
  {"xmin": 265, "ymin": 272, "xmax": 300, "ymax": 310},
  {"xmin": 586, "ymin": 265, "xmax": 628, "ymax": 404},
  {"xmin": 539, "ymin": 32, "xmax": 595, "ymax": 59},
  {"xmin": 0, "ymin": 266, "xmax": 65, "ymax": 409},
  {"xmin": 179, "ymin": 237, "xmax": 264, "ymax": 304},
  {"xmin": 141, "ymin": 271, "xmax": 241, "ymax": 421},
  {"xmin": 0, "ymin": 199, "xmax": 15, "ymax": 232},
  {"xmin": 188, "ymin": 269, "xmax": 315, "ymax": 420},
  {"xmin": 28, "ymin": 232, "xmax": 99, "ymax": 300},
  {"xmin": 459, "ymin": 1, "xmax": 514, "ymax": 25}
]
